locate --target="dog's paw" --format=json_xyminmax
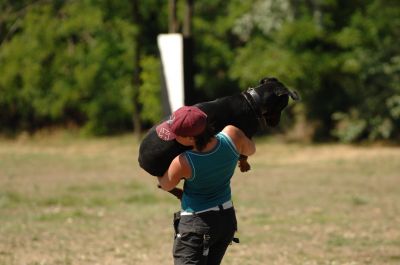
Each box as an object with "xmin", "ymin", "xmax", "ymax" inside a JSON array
[
  {"xmin": 239, "ymin": 161, "xmax": 251, "ymax": 172},
  {"xmin": 170, "ymin": 187, "xmax": 183, "ymax": 200},
  {"xmin": 238, "ymin": 156, "xmax": 251, "ymax": 172}
]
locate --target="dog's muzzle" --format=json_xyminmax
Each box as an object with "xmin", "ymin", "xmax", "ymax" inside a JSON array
[{"xmin": 242, "ymin": 86, "xmax": 300, "ymax": 130}]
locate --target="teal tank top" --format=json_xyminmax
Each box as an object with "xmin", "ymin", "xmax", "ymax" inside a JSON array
[{"xmin": 181, "ymin": 132, "xmax": 240, "ymax": 212}]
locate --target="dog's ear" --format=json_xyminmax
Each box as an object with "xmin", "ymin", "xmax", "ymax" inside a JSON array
[
  {"xmin": 274, "ymin": 87, "xmax": 288, "ymax": 97},
  {"xmin": 259, "ymin": 77, "xmax": 278, "ymax": 84},
  {"xmin": 259, "ymin": 78, "xmax": 268, "ymax": 84},
  {"xmin": 288, "ymin": 90, "xmax": 300, "ymax": 101}
]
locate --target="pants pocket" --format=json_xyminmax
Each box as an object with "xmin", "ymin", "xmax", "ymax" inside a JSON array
[
  {"xmin": 173, "ymin": 231, "xmax": 208, "ymax": 264},
  {"xmin": 173, "ymin": 215, "xmax": 211, "ymax": 264},
  {"xmin": 173, "ymin": 211, "xmax": 181, "ymax": 237}
]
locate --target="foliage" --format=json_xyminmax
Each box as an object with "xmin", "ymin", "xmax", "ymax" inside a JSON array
[
  {"xmin": 138, "ymin": 55, "xmax": 162, "ymax": 124},
  {"xmin": 0, "ymin": 1, "xmax": 137, "ymax": 135},
  {"xmin": 330, "ymin": 0, "xmax": 400, "ymax": 141},
  {"xmin": 191, "ymin": 0, "xmax": 242, "ymax": 99},
  {"xmin": 227, "ymin": 0, "xmax": 400, "ymax": 142},
  {"xmin": 0, "ymin": 0, "xmax": 399, "ymax": 142}
]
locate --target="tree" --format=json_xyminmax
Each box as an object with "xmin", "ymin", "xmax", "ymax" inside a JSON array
[
  {"xmin": 227, "ymin": 0, "xmax": 400, "ymax": 141},
  {"xmin": 0, "ymin": 0, "xmax": 168, "ymax": 135},
  {"xmin": 0, "ymin": 0, "xmax": 398, "ymax": 141}
]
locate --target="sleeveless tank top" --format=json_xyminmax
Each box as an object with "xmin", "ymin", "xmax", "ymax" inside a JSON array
[{"xmin": 181, "ymin": 132, "xmax": 239, "ymax": 212}]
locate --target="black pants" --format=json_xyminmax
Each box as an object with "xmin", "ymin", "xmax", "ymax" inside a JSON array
[{"xmin": 173, "ymin": 207, "xmax": 237, "ymax": 265}]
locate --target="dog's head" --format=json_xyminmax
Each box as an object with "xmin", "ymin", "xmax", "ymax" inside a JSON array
[{"xmin": 253, "ymin": 77, "xmax": 299, "ymax": 127}]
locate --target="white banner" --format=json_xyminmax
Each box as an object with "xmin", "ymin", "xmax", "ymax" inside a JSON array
[{"xmin": 157, "ymin": 33, "xmax": 185, "ymax": 113}]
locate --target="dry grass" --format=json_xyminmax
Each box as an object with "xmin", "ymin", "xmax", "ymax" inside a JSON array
[{"xmin": 0, "ymin": 134, "xmax": 399, "ymax": 265}]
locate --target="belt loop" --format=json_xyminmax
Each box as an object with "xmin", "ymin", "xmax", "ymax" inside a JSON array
[
  {"xmin": 218, "ymin": 204, "xmax": 223, "ymax": 211},
  {"xmin": 203, "ymin": 234, "xmax": 210, "ymax": 256}
]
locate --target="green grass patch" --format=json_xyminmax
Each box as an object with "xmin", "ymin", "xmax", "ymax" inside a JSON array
[
  {"xmin": 35, "ymin": 209, "xmax": 95, "ymax": 222},
  {"xmin": 327, "ymin": 234, "xmax": 354, "ymax": 247},
  {"xmin": 39, "ymin": 194, "xmax": 83, "ymax": 207},
  {"xmin": 124, "ymin": 192, "xmax": 162, "ymax": 204},
  {"xmin": 67, "ymin": 183, "xmax": 109, "ymax": 193},
  {"xmin": 351, "ymin": 195, "xmax": 369, "ymax": 206},
  {"xmin": 0, "ymin": 191, "xmax": 34, "ymax": 208}
]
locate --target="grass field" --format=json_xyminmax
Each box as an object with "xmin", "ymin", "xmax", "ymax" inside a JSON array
[{"xmin": 0, "ymin": 134, "xmax": 399, "ymax": 265}]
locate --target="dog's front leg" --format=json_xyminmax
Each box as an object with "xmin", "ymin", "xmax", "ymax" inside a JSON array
[
  {"xmin": 238, "ymin": 154, "xmax": 251, "ymax": 172},
  {"xmin": 168, "ymin": 187, "xmax": 183, "ymax": 200},
  {"xmin": 158, "ymin": 185, "xmax": 183, "ymax": 200}
]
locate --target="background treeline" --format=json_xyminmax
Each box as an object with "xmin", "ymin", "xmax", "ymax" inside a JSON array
[{"xmin": 0, "ymin": 0, "xmax": 399, "ymax": 142}]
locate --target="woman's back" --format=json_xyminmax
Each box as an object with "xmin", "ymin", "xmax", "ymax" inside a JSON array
[{"xmin": 182, "ymin": 132, "xmax": 239, "ymax": 212}]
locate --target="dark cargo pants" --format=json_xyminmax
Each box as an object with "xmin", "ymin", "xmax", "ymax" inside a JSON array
[{"xmin": 173, "ymin": 207, "xmax": 237, "ymax": 265}]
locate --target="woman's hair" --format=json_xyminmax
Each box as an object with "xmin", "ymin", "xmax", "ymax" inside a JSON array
[{"xmin": 194, "ymin": 122, "xmax": 215, "ymax": 151}]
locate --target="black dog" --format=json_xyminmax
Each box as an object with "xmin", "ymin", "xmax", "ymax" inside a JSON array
[{"xmin": 138, "ymin": 77, "xmax": 299, "ymax": 179}]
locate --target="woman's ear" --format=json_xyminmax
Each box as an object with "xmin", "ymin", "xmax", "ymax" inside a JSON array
[{"xmin": 175, "ymin": 136, "xmax": 195, "ymax": 146}]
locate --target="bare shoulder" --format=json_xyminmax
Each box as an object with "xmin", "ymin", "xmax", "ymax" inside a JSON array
[
  {"xmin": 222, "ymin": 125, "xmax": 255, "ymax": 156},
  {"xmin": 222, "ymin": 125, "xmax": 245, "ymax": 139},
  {"xmin": 221, "ymin": 125, "xmax": 244, "ymax": 148}
]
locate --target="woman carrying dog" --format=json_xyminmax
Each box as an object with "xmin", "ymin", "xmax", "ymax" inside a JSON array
[{"xmin": 157, "ymin": 106, "xmax": 256, "ymax": 265}]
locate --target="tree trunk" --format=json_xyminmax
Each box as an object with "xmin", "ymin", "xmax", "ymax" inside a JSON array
[
  {"xmin": 131, "ymin": 0, "xmax": 142, "ymax": 140},
  {"xmin": 183, "ymin": 0, "xmax": 193, "ymax": 37},
  {"xmin": 169, "ymin": 0, "xmax": 178, "ymax": 33}
]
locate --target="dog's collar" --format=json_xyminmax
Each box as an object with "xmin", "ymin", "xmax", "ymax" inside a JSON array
[{"xmin": 242, "ymin": 88, "xmax": 267, "ymax": 130}]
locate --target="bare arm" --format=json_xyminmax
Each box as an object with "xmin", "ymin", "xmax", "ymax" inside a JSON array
[
  {"xmin": 157, "ymin": 154, "xmax": 191, "ymax": 191},
  {"xmin": 222, "ymin": 125, "xmax": 256, "ymax": 156}
]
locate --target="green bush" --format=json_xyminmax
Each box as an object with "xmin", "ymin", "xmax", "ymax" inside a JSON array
[
  {"xmin": 0, "ymin": 1, "xmax": 137, "ymax": 135},
  {"xmin": 138, "ymin": 56, "xmax": 162, "ymax": 124}
]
